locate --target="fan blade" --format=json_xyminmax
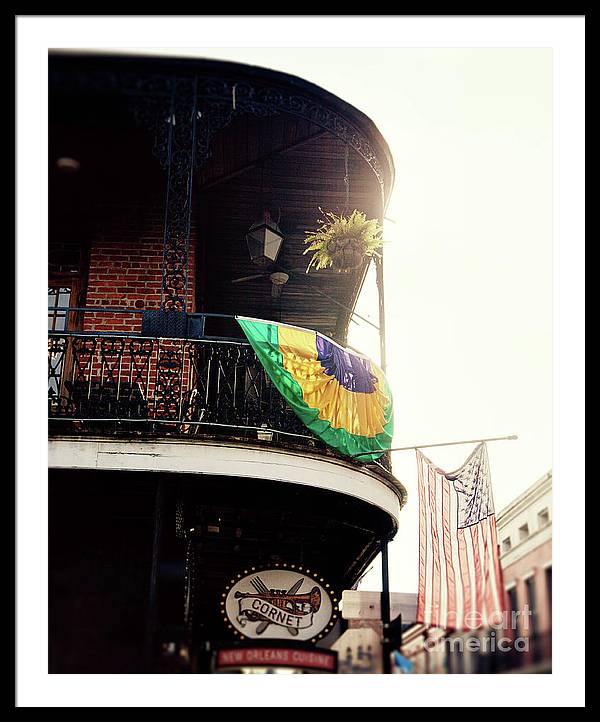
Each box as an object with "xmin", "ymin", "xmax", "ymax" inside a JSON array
[
  {"xmin": 231, "ymin": 273, "xmax": 268, "ymax": 284},
  {"xmin": 272, "ymin": 264, "xmax": 310, "ymax": 276}
]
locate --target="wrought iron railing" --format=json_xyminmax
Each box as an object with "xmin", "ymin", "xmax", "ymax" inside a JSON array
[{"xmin": 48, "ymin": 328, "xmax": 392, "ymax": 472}]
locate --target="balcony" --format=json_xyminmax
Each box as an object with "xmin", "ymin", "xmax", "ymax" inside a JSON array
[{"xmin": 48, "ymin": 312, "xmax": 392, "ymax": 474}]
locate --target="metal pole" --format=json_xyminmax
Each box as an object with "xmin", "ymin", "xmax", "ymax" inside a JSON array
[
  {"xmin": 352, "ymin": 434, "xmax": 518, "ymax": 458},
  {"xmin": 375, "ymin": 252, "xmax": 387, "ymax": 373},
  {"xmin": 273, "ymin": 263, "xmax": 380, "ymax": 332},
  {"xmin": 145, "ymin": 479, "xmax": 164, "ymax": 669},
  {"xmin": 381, "ymin": 540, "xmax": 391, "ymax": 674},
  {"xmin": 376, "ymin": 185, "xmax": 388, "ymax": 372}
]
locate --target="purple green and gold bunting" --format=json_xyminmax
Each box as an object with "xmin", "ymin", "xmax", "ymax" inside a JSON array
[{"xmin": 236, "ymin": 317, "xmax": 393, "ymax": 461}]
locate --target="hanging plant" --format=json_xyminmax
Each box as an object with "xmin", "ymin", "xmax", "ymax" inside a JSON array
[{"xmin": 303, "ymin": 209, "xmax": 384, "ymax": 273}]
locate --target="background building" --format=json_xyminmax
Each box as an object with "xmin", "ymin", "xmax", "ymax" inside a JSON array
[
  {"xmin": 400, "ymin": 471, "xmax": 552, "ymax": 673},
  {"xmin": 497, "ymin": 470, "xmax": 552, "ymax": 672}
]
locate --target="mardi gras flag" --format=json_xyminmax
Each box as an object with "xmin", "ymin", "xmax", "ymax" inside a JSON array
[{"xmin": 236, "ymin": 317, "xmax": 393, "ymax": 461}]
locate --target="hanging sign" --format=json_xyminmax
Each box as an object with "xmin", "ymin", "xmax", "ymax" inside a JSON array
[
  {"xmin": 223, "ymin": 565, "xmax": 338, "ymax": 642},
  {"xmin": 214, "ymin": 646, "xmax": 337, "ymax": 673}
]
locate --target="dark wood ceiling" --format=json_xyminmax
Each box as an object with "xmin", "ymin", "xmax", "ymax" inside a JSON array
[{"xmin": 196, "ymin": 112, "xmax": 383, "ymax": 341}]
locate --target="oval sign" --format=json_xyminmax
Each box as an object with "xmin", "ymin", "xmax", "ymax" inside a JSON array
[{"xmin": 223, "ymin": 566, "xmax": 337, "ymax": 642}]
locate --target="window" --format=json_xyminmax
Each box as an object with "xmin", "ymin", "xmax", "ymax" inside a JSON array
[
  {"xmin": 546, "ymin": 566, "xmax": 552, "ymax": 614},
  {"xmin": 524, "ymin": 576, "xmax": 540, "ymax": 661},
  {"xmin": 538, "ymin": 508, "xmax": 550, "ymax": 528},
  {"xmin": 518, "ymin": 523, "xmax": 529, "ymax": 541},
  {"xmin": 507, "ymin": 586, "xmax": 518, "ymax": 611},
  {"xmin": 506, "ymin": 586, "xmax": 519, "ymax": 639},
  {"xmin": 502, "ymin": 537, "xmax": 512, "ymax": 554},
  {"xmin": 48, "ymin": 286, "xmax": 72, "ymax": 331},
  {"xmin": 48, "ymin": 286, "xmax": 72, "ymax": 398},
  {"xmin": 524, "ymin": 576, "xmax": 537, "ymax": 634}
]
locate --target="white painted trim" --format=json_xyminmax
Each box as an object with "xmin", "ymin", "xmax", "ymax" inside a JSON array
[
  {"xmin": 48, "ymin": 436, "xmax": 404, "ymax": 525},
  {"xmin": 499, "ymin": 523, "xmax": 552, "ymax": 566},
  {"xmin": 521, "ymin": 570, "xmax": 536, "ymax": 581},
  {"xmin": 505, "ymin": 581, "xmax": 517, "ymax": 591},
  {"xmin": 496, "ymin": 472, "xmax": 552, "ymax": 525}
]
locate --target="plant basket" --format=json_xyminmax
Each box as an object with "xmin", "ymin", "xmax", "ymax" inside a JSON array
[
  {"xmin": 303, "ymin": 210, "xmax": 384, "ymax": 274},
  {"xmin": 327, "ymin": 237, "xmax": 366, "ymax": 272}
]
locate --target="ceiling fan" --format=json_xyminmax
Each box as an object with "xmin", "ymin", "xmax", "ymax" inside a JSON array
[{"xmin": 231, "ymin": 269, "xmax": 291, "ymax": 299}]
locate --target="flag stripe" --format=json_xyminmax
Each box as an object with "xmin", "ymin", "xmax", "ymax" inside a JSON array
[
  {"xmin": 457, "ymin": 528, "xmax": 474, "ymax": 627},
  {"xmin": 427, "ymin": 464, "xmax": 442, "ymax": 627},
  {"xmin": 416, "ymin": 452, "xmax": 427, "ymax": 622},
  {"xmin": 485, "ymin": 517, "xmax": 504, "ymax": 625},
  {"xmin": 423, "ymin": 462, "xmax": 433, "ymax": 623},
  {"xmin": 448, "ymin": 481, "xmax": 464, "ymax": 630},
  {"xmin": 489, "ymin": 516, "xmax": 507, "ymax": 616},
  {"xmin": 434, "ymin": 467, "xmax": 448, "ymax": 624},
  {"xmin": 481, "ymin": 518, "xmax": 496, "ymax": 623},
  {"xmin": 441, "ymin": 476, "xmax": 457, "ymax": 626},
  {"xmin": 464, "ymin": 528, "xmax": 480, "ymax": 628},
  {"xmin": 473, "ymin": 524, "xmax": 488, "ymax": 627}
]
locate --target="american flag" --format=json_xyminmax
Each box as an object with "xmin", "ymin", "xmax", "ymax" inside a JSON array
[{"xmin": 416, "ymin": 443, "xmax": 506, "ymax": 631}]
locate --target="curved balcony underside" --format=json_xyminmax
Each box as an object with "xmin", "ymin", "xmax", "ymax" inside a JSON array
[{"xmin": 48, "ymin": 435, "xmax": 405, "ymax": 529}]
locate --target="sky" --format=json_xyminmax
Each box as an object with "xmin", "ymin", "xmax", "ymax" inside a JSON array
[
  {"xmin": 130, "ymin": 46, "xmax": 553, "ymax": 594},
  {"xmin": 100, "ymin": 47, "xmax": 553, "ymax": 594}
]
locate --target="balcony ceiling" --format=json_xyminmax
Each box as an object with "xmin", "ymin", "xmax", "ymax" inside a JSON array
[{"xmin": 49, "ymin": 55, "xmax": 389, "ymax": 342}]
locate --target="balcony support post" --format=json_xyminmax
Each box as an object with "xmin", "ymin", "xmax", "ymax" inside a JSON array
[
  {"xmin": 380, "ymin": 538, "xmax": 392, "ymax": 673},
  {"xmin": 159, "ymin": 77, "xmax": 198, "ymax": 313},
  {"xmin": 145, "ymin": 479, "xmax": 165, "ymax": 668},
  {"xmin": 375, "ymin": 253, "xmax": 387, "ymax": 374},
  {"xmin": 376, "ymin": 187, "xmax": 388, "ymax": 373}
]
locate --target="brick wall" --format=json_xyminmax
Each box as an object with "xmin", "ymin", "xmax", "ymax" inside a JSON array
[{"xmin": 83, "ymin": 203, "xmax": 197, "ymax": 333}]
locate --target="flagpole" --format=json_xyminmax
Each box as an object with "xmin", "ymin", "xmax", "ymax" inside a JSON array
[{"xmin": 353, "ymin": 434, "xmax": 518, "ymax": 458}]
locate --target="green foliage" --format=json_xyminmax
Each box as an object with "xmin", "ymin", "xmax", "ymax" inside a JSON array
[{"xmin": 303, "ymin": 209, "xmax": 384, "ymax": 272}]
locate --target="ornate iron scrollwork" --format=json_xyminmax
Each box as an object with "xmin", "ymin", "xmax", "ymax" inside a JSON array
[
  {"xmin": 154, "ymin": 340, "xmax": 186, "ymax": 421},
  {"xmin": 50, "ymin": 66, "xmax": 385, "ymax": 187},
  {"xmin": 193, "ymin": 77, "xmax": 385, "ymax": 188},
  {"xmin": 48, "ymin": 333, "xmax": 391, "ymax": 469},
  {"xmin": 158, "ymin": 77, "xmax": 198, "ymax": 312}
]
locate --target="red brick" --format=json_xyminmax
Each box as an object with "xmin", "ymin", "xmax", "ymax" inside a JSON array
[{"xmin": 83, "ymin": 212, "xmax": 196, "ymax": 333}]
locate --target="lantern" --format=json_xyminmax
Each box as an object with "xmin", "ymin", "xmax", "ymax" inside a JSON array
[{"xmin": 245, "ymin": 211, "xmax": 284, "ymax": 267}]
